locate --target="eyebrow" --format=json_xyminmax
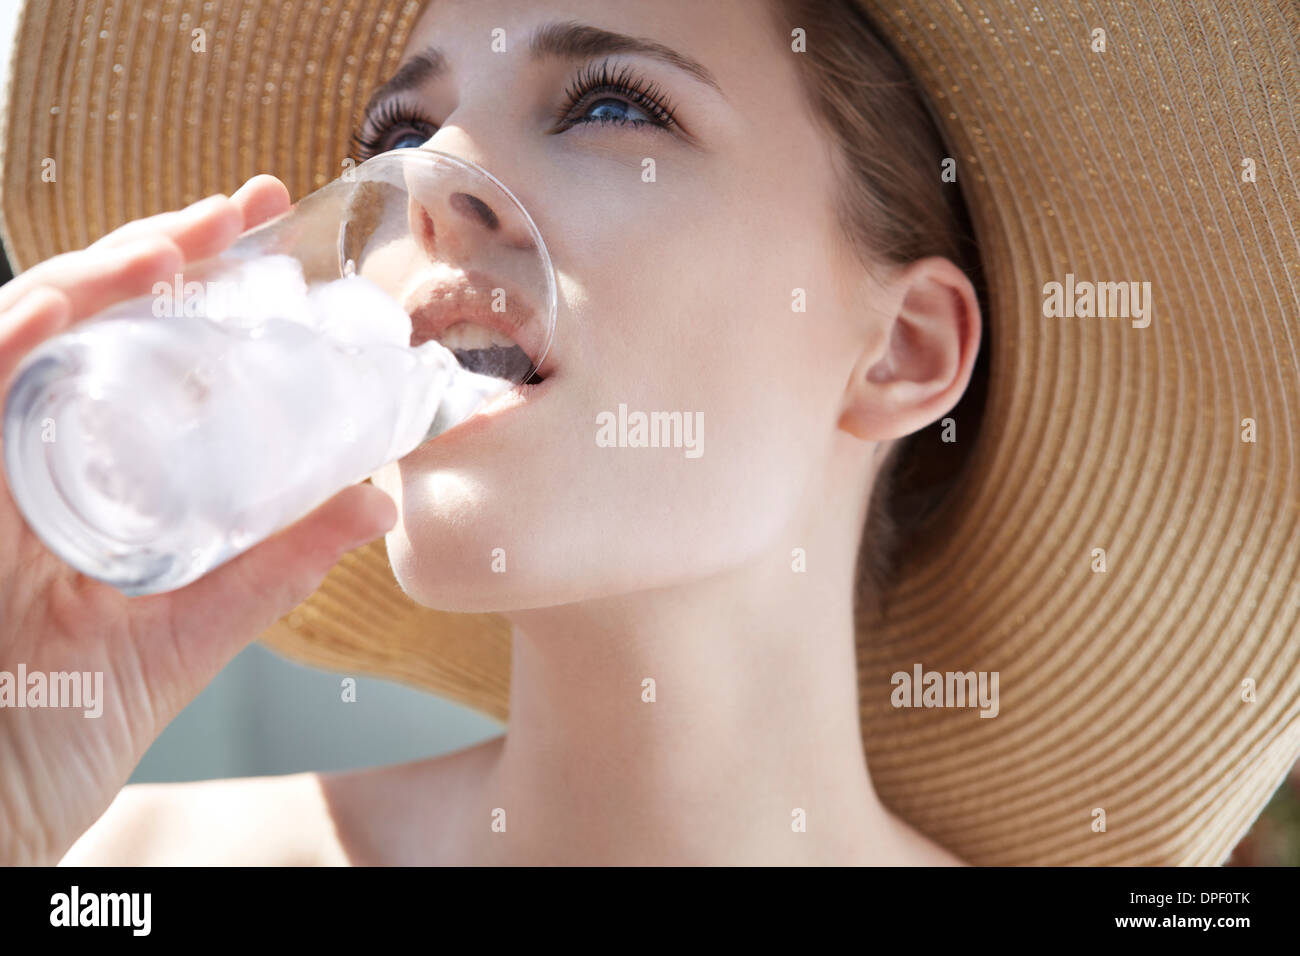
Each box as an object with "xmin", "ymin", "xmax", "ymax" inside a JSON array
[
  {"xmin": 361, "ymin": 18, "xmax": 723, "ymax": 120},
  {"xmin": 530, "ymin": 20, "xmax": 721, "ymax": 93}
]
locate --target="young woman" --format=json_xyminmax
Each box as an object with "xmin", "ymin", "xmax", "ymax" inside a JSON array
[{"xmin": 1, "ymin": 0, "xmax": 1296, "ymax": 866}]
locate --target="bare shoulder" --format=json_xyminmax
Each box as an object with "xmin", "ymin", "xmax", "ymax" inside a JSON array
[
  {"xmin": 58, "ymin": 772, "xmax": 348, "ymax": 866},
  {"xmin": 318, "ymin": 735, "xmax": 503, "ymax": 866},
  {"xmin": 60, "ymin": 736, "xmax": 503, "ymax": 866}
]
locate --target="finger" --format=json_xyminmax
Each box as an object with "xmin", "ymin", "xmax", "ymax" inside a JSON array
[
  {"xmin": 167, "ymin": 482, "xmax": 398, "ymax": 671},
  {"xmin": 89, "ymin": 177, "xmax": 289, "ymax": 261},
  {"xmin": 87, "ymin": 193, "xmax": 244, "ymax": 264},
  {"xmin": 86, "ymin": 195, "xmax": 220, "ymax": 249},
  {"xmin": 0, "ymin": 236, "xmax": 184, "ymax": 323},
  {"xmin": 0, "ymin": 286, "xmax": 72, "ymax": 384},
  {"xmin": 230, "ymin": 175, "xmax": 292, "ymax": 232}
]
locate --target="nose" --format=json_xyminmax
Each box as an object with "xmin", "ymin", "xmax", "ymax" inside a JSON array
[
  {"xmin": 450, "ymin": 191, "xmax": 499, "ymax": 231},
  {"xmin": 404, "ymin": 135, "xmax": 536, "ymax": 265},
  {"xmin": 407, "ymin": 185, "xmax": 505, "ymax": 265}
]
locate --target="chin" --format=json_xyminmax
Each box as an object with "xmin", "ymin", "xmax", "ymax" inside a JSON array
[{"xmin": 381, "ymin": 519, "xmax": 540, "ymax": 614}]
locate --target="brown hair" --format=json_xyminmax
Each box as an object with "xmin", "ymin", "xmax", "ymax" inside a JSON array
[{"xmin": 767, "ymin": 0, "xmax": 992, "ymax": 618}]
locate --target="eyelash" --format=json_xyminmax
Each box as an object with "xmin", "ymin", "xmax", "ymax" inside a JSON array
[
  {"xmin": 551, "ymin": 58, "xmax": 680, "ymax": 133},
  {"xmin": 352, "ymin": 100, "xmax": 436, "ymax": 160},
  {"xmin": 352, "ymin": 58, "xmax": 679, "ymax": 160}
]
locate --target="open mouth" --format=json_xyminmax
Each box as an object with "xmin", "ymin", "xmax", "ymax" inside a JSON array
[
  {"xmin": 403, "ymin": 270, "xmax": 548, "ymax": 385},
  {"xmin": 432, "ymin": 325, "xmax": 541, "ymax": 384}
]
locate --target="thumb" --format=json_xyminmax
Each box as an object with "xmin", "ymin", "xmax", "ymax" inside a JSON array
[{"xmin": 165, "ymin": 482, "xmax": 398, "ymax": 676}]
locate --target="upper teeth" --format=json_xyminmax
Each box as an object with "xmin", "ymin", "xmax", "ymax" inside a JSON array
[{"xmin": 436, "ymin": 322, "xmax": 516, "ymax": 351}]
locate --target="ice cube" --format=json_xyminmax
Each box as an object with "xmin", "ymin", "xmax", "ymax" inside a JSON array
[{"xmin": 305, "ymin": 274, "xmax": 413, "ymax": 348}]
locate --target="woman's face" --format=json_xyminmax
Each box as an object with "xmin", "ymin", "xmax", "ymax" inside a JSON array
[{"xmin": 370, "ymin": 0, "xmax": 883, "ymax": 610}]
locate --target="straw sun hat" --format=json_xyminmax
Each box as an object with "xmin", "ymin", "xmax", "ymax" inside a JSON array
[{"xmin": 2, "ymin": 0, "xmax": 1298, "ymax": 866}]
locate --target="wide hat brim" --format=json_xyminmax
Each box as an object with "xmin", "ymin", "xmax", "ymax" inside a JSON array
[{"xmin": 3, "ymin": 0, "xmax": 1299, "ymax": 865}]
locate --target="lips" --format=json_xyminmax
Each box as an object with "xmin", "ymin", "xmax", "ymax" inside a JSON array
[{"xmin": 402, "ymin": 269, "xmax": 549, "ymax": 383}]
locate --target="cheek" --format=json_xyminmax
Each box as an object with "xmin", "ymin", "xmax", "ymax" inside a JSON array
[{"xmin": 562, "ymin": 204, "xmax": 847, "ymax": 564}]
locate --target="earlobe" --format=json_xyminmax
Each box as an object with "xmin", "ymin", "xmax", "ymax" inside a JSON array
[{"xmin": 838, "ymin": 333, "xmax": 897, "ymax": 440}]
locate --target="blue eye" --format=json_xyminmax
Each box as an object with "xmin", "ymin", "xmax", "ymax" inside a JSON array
[
  {"xmin": 352, "ymin": 101, "xmax": 436, "ymax": 159},
  {"xmin": 552, "ymin": 58, "xmax": 678, "ymax": 134},
  {"xmin": 390, "ymin": 131, "xmax": 431, "ymax": 150},
  {"xmin": 581, "ymin": 97, "xmax": 653, "ymax": 125}
]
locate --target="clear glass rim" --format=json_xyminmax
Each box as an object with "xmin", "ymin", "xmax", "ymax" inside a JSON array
[{"xmin": 346, "ymin": 148, "xmax": 558, "ymax": 379}]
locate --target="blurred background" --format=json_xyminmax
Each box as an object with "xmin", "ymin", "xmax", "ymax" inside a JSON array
[
  {"xmin": 0, "ymin": 2, "xmax": 1294, "ymax": 866},
  {"xmin": 125, "ymin": 643, "xmax": 505, "ymax": 789}
]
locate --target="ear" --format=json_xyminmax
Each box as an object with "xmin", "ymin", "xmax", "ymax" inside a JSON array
[{"xmin": 838, "ymin": 256, "xmax": 981, "ymax": 442}]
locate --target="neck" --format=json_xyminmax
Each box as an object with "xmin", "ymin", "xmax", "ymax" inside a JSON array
[{"xmin": 458, "ymin": 535, "xmax": 909, "ymax": 865}]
